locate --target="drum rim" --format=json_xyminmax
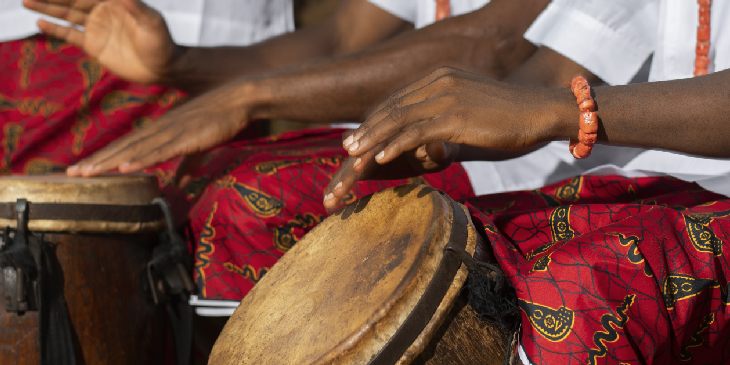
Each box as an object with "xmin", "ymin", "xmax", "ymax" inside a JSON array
[{"xmin": 365, "ymin": 196, "xmax": 470, "ymax": 365}]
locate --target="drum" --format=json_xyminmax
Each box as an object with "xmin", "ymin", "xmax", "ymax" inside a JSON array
[
  {"xmin": 0, "ymin": 175, "xmax": 168, "ymax": 365},
  {"xmin": 209, "ymin": 184, "xmax": 510, "ymax": 365}
]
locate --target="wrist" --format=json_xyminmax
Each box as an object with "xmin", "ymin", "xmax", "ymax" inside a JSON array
[
  {"xmin": 535, "ymin": 87, "xmax": 575, "ymax": 142},
  {"xmin": 158, "ymin": 45, "xmax": 190, "ymax": 85}
]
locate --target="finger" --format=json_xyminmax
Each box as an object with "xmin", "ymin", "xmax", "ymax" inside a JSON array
[
  {"xmin": 350, "ymin": 67, "xmax": 459, "ymax": 144},
  {"xmin": 68, "ymin": 115, "xmax": 177, "ymax": 174},
  {"xmin": 24, "ymin": 0, "xmax": 88, "ymax": 25},
  {"xmin": 29, "ymin": 0, "xmax": 99, "ymax": 12},
  {"xmin": 36, "ymin": 19, "xmax": 84, "ymax": 47},
  {"xmin": 323, "ymin": 158, "xmax": 357, "ymax": 213},
  {"xmin": 68, "ymin": 124, "xmax": 170, "ymax": 176},
  {"xmin": 84, "ymin": 128, "xmax": 186, "ymax": 176},
  {"xmin": 349, "ymin": 96, "xmax": 451, "ymax": 157},
  {"xmin": 323, "ymin": 147, "xmax": 381, "ymax": 212},
  {"xmin": 118, "ymin": 136, "xmax": 190, "ymax": 173},
  {"xmin": 374, "ymin": 119, "xmax": 454, "ymax": 165}
]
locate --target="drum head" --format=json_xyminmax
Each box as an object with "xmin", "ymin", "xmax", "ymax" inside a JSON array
[
  {"xmin": 0, "ymin": 174, "xmax": 164, "ymax": 233},
  {"xmin": 210, "ymin": 185, "xmax": 477, "ymax": 365}
]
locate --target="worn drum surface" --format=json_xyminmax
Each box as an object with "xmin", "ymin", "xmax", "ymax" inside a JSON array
[
  {"xmin": 209, "ymin": 184, "xmax": 508, "ymax": 365},
  {"xmin": 0, "ymin": 174, "xmax": 166, "ymax": 365}
]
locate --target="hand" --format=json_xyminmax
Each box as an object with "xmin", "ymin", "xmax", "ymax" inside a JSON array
[
  {"xmin": 66, "ymin": 83, "xmax": 255, "ymax": 176},
  {"xmin": 343, "ymin": 67, "xmax": 561, "ymax": 165},
  {"xmin": 324, "ymin": 67, "xmax": 565, "ymax": 210},
  {"xmin": 323, "ymin": 132, "xmax": 459, "ymax": 212},
  {"xmin": 24, "ymin": 0, "xmax": 179, "ymax": 84}
]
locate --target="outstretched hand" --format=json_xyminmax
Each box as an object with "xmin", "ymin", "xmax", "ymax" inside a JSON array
[
  {"xmin": 324, "ymin": 67, "xmax": 562, "ymax": 211},
  {"xmin": 24, "ymin": 0, "xmax": 179, "ymax": 84},
  {"xmin": 66, "ymin": 83, "xmax": 256, "ymax": 177}
]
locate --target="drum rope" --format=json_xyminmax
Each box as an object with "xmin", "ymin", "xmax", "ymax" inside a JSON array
[{"xmin": 445, "ymin": 245, "xmax": 519, "ymax": 333}]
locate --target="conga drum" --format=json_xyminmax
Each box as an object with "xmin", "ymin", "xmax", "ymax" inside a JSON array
[
  {"xmin": 0, "ymin": 175, "xmax": 173, "ymax": 365},
  {"xmin": 210, "ymin": 184, "xmax": 511, "ymax": 365}
]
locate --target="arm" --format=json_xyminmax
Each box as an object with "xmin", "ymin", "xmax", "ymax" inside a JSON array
[
  {"xmin": 160, "ymin": 0, "xmax": 411, "ymax": 92},
  {"xmin": 24, "ymin": 0, "xmax": 408, "ymax": 92},
  {"xmin": 325, "ymin": 68, "xmax": 730, "ymax": 210},
  {"xmin": 65, "ymin": 0, "xmax": 549, "ymax": 176},
  {"xmin": 236, "ymin": 0, "xmax": 550, "ymax": 123}
]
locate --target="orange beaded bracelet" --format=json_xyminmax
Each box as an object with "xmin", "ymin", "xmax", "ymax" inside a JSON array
[
  {"xmin": 569, "ymin": 76, "xmax": 598, "ymax": 159},
  {"xmin": 695, "ymin": 0, "xmax": 712, "ymax": 76}
]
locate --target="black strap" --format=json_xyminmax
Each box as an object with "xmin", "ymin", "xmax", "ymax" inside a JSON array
[
  {"xmin": 0, "ymin": 202, "xmax": 163, "ymax": 223},
  {"xmin": 38, "ymin": 238, "xmax": 78, "ymax": 365},
  {"xmin": 368, "ymin": 198, "xmax": 469, "ymax": 365},
  {"xmin": 0, "ymin": 199, "xmax": 78, "ymax": 365}
]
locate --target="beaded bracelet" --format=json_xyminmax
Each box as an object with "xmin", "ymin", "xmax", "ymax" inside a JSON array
[
  {"xmin": 695, "ymin": 0, "xmax": 712, "ymax": 76},
  {"xmin": 569, "ymin": 76, "xmax": 598, "ymax": 159}
]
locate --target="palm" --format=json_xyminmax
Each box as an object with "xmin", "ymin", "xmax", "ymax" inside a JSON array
[{"xmin": 83, "ymin": 1, "xmax": 175, "ymax": 84}]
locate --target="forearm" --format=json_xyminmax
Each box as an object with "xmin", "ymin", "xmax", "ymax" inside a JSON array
[
  {"xmin": 161, "ymin": 0, "xmax": 410, "ymax": 93},
  {"xmin": 243, "ymin": 0, "xmax": 549, "ymax": 123},
  {"xmin": 161, "ymin": 26, "xmax": 345, "ymax": 93},
  {"xmin": 539, "ymin": 71, "xmax": 730, "ymax": 158}
]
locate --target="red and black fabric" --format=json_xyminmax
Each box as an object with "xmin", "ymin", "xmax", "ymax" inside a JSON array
[
  {"xmin": 466, "ymin": 175, "xmax": 730, "ymax": 364},
  {"xmin": 0, "ymin": 35, "xmax": 186, "ymax": 173},
  {"xmin": 179, "ymin": 127, "xmax": 475, "ymax": 300},
  {"xmin": 0, "ymin": 36, "xmax": 476, "ymax": 301}
]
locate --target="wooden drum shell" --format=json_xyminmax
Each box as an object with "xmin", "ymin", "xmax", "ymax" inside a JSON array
[{"xmin": 0, "ymin": 175, "xmax": 167, "ymax": 365}]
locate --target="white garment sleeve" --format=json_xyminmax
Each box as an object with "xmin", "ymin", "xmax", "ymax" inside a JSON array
[
  {"xmin": 368, "ymin": 0, "xmax": 418, "ymax": 24},
  {"xmin": 524, "ymin": 0, "xmax": 659, "ymax": 85}
]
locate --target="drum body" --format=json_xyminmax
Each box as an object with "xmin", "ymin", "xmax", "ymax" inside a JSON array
[
  {"xmin": 0, "ymin": 175, "xmax": 166, "ymax": 365},
  {"xmin": 210, "ymin": 185, "xmax": 508, "ymax": 365}
]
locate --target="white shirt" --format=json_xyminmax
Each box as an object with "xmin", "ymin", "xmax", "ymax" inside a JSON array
[
  {"xmin": 525, "ymin": 0, "xmax": 730, "ymax": 85},
  {"xmin": 368, "ymin": 0, "xmax": 491, "ymax": 29},
  {"xmin": 522, "ymin": 0, "xmax": 730, "ymax": 198},
  {"xmin": 0, "ymin": 0, "xmax": 294, "ymax": 46}
]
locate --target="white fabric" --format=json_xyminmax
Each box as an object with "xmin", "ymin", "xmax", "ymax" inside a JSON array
[
  {"xmin": 516, "ymin": 0, "xmax": 730, "ymax": 198},
  {"xmin": 368, "ymin": 0, "xmax": 491, "ymax": 29},
  {"xmin": 524, "ymin": 0, "xmax": 659, "ymax": 86},
  {"xmin": 526, "ymin": 0, "xmax": 730, "ymax": 85},
  {"xmin": 0, "ymin": 0, "xmax": 294, "ymax": 46}
]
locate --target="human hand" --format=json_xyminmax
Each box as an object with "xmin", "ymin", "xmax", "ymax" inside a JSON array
[
  {"xmin": 24, "ymin": 0, "xmax": 180, "ymax": 84},
  {"xmin": 324, "ymin": 67, "xmax": 565, "ymax": 210},
  {"xmin": 66, "ymin": 83, "xmax": 257, "ymax": 176},
  {"xmin": 323, "ymin": 132, "xmax": 459, "ymax": 212}
]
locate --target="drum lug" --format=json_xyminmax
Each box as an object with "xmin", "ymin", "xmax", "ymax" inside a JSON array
[
  {"xmin": 147, "ymin": 199, "xmax": 195, "ymax": 305},
  {"xmin": 0, "ymin": 199, "xmax": 40, "ymax": 314}
]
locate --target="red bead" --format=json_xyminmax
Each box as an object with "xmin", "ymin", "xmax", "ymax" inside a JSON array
[
  {"xmin": 572, "ymin": 143, "xmax": 592, "ymax": 159},
  {"xmin": 578, "ymin": 130, "xmax": 598, "ymax": 146},
  {"xmin": 579, "ymin": 112, "xmax": 599, "ymax": 134},
  {"xmin": 695, "ymin": 56, "xmax": 710, "ymax": 69},
  {"xmin": 696, "ymin": 41, "xmax": 710, "ymax": 55},
  {"xmin": 697, "ymin": 24, "xmax": 711, "ymax": 41},
  {"xmin": 578, "ymin": 98, "xmax": 596, "ymax": 112}
]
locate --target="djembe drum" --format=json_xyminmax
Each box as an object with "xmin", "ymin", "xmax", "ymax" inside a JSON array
[
  {"xmin": 0, "ymin": 175, "xmax": 188, "ymax": 365},
  {"xmin": 210, "ymin": 184, "xmax": 511, "ymax": 365}
]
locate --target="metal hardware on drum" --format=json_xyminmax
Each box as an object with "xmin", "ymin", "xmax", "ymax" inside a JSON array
[{"xmin": 0, "ymin": 175, "xmax": 193, "ymax": 365}]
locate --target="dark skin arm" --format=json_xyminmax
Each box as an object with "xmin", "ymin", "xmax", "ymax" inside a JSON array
[
  {"xmin": 324, "ymin": 66, "xmax": 730, "ymax": 210},
  {"xmin": 65, "ymin": 0, "xmax": 550, "ymax": 176},
  {"xmin": 24, "ymin": 0, "xmax": 408, "ymax": 92}
]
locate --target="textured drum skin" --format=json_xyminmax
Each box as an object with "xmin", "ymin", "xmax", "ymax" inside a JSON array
[
  {"xmin": 210, "ymin": 185, "xmax": 506, "ymax": 365},
  {"xmin": 0, "ymin": 175, "xmax": 166, "ymax": 365}
]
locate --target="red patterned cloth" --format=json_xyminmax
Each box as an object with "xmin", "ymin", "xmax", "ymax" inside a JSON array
[
  {"xmin": 183, "ymin": 128, "xmax": 475, "ymax": 300},
  {"xmin": 466, "ymin": 175, "xmax": 730, "ymax": 364},
  {"xmin": 0, "ymin": 36, "xmax": 476, "ymax": 301},
  {"xmin": 0, "ymin": 35, "xmax": 185, "ymax": 173}
]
